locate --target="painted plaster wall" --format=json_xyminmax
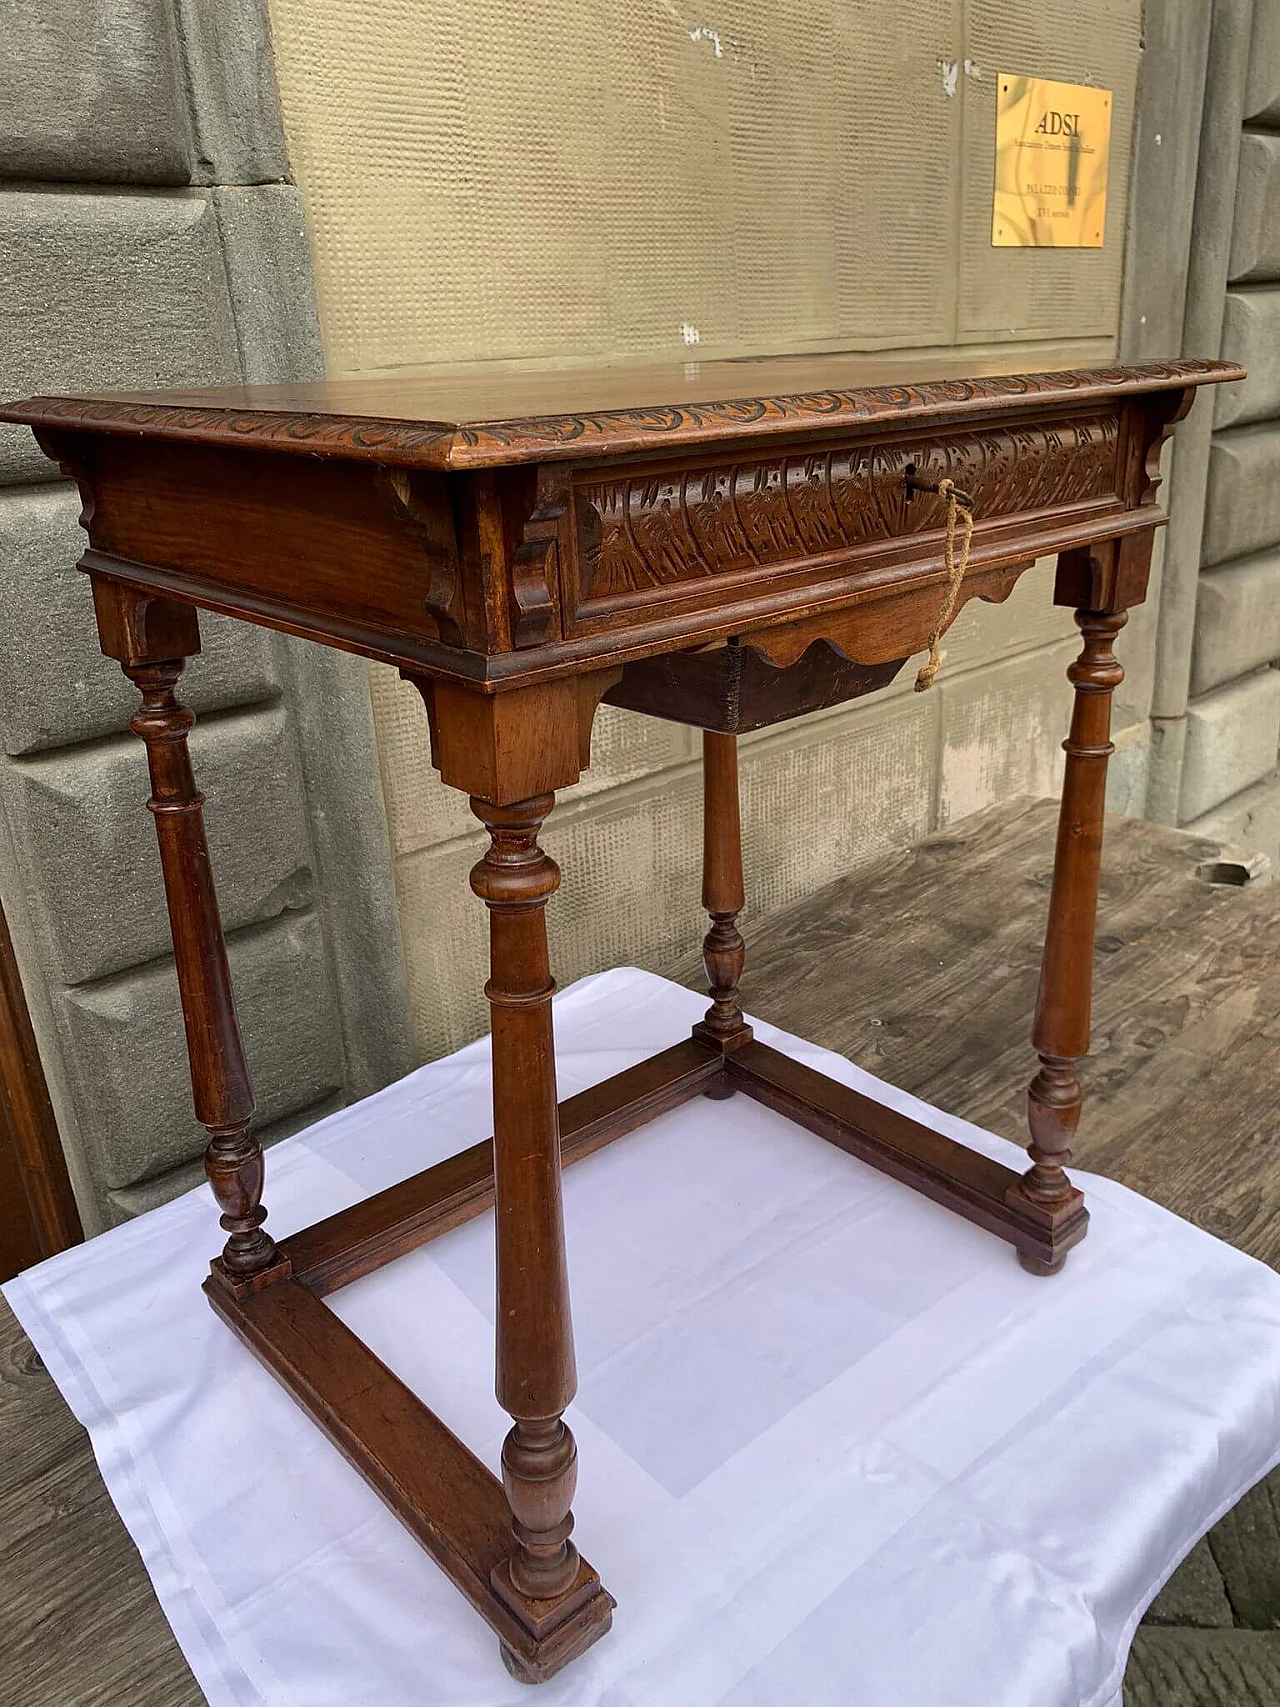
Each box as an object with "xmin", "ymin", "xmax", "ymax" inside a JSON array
[{"xmin": 264, "ymin": 0, "xmax": 1162, "ymax": 1062}]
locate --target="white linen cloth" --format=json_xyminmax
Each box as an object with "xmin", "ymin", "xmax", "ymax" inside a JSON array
[{"xmin": 8, "ymin": 967, "xmax": 1280, "ymax": 1707}]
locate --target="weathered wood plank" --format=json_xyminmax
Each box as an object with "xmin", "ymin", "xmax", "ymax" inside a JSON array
[
  {"xmin": 0, "ymin": 1297, "xmax": 202, "ymax": 1707},
  {"xmin": 0, "ymin": 1291, "xmax": 85, "ymax": 1503}
]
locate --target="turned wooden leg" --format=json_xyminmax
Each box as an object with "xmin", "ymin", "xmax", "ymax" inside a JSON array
[
  {"xmin": 470, "ymin": 794, "xmax": 589, "ymax": 1618},
  {"xmin": 95, "ymin": 581, "xmax": 279, "ymax": 1289},
  {"xmin": 124, "ymin": 658, "xmax": 279, "ymax": 1283},
  {"xmin": 1016, "ymin": 608, "xmax": 1125, "ymax": 1274},
  {"xmin": 693, "ymin": 732, "xmax": 752, "ymax": 1087}
]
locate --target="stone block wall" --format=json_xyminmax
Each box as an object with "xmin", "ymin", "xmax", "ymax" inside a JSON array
[
  {"xmin": 1181, "ymin": 6, "xmax": 1280, "ymax": 862},
  {"xmin": 0, "ymin": 0, "xmax": 411, "ymax": 1232}
]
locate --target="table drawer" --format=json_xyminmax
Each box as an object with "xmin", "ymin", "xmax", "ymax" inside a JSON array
[{"xmin": 566, "ymin": 408, "xmax": 1124, "ymax": 633}]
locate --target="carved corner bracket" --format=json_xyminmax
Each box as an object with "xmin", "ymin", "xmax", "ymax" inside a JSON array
[
  {"xmin": 509, "ymin": 464, "xmax": 570, "ymax": 648},
  {"xmin": 1133, "ymin": 386, "xmax": 1197, "ymax": 508},
  {"xmin": 31, "ymin": 426, "xmax": 100, "ymax": 537},
  {"xmin": 376, "ymin": 468, "xmax": 466, "ymax": 647}
]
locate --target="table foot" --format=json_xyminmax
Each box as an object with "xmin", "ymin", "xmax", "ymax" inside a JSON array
[
  {"xmin": 501, "ymin": 1644, "xmax": 541, "ymax": 1684},
  {"xmin": 499, "ymin": 1591, "xmax": 613, "ymax": 1686},
  {"xmin": 1018, "ymin": 1246, "xmax": 1069, "ymax": 1277},
  {"xmin": 492, "ymin": 1556, "xmax": 615, "ymax": 1683}
]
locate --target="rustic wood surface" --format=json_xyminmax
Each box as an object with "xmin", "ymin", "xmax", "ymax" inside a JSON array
[{"xmin": 3, "ymin": 795, "xmax": 1278, "ymax": 1703}]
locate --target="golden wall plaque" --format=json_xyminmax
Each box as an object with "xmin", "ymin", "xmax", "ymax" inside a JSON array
[{"xmin": 992, "ymin": 75, "xmax": 1111, "ymax": 248}]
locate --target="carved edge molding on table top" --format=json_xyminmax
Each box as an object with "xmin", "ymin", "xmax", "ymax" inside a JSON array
[
  {"xmin": 5, "ymin": 360, "xmax": 1240, "ymax": 471},
  {"xmin": 21, "ymin": 408, "xmax": 458, "ymax": 465}
]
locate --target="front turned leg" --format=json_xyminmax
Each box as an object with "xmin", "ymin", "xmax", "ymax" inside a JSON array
[
  {"xmin": 1015, "ymin": 609, "xmax": 1125, "ymax": 1274},
  {"xmin": 470, "ymin": 795, "xmax": 609, "ymax": 1668},
  {"xmin": 125, "ymin": 659, "xmax": 280, "ymax": 1288},
  {"xmin": 693, "ymin": 732, "xmax": 752, "ymax": 1088}
]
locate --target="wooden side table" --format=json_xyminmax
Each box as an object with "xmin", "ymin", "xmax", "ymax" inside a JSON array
[{"xmin": 2, "ymin": 352, "xmax": 1241, "ymax": 1681}]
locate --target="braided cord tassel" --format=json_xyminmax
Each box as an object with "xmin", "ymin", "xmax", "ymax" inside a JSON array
[{"xmin": 914, "ymin": 477, "xmax": 975, "ymax": 692}]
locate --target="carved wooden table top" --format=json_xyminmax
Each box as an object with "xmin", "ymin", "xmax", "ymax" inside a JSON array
[
  {"xmin": 1, "ymin": 352, "xmax": 1244, "ymax": 1683},
  {"xmin": 12, "ymin": 347, "xmax": 1236, "ymax": 463},
  {"xmin": 7, "ymin": 352, "xmax": 1238, "ymax": 694}
]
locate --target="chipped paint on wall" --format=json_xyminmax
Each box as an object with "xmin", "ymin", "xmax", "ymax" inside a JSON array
[{"xmin": 688, "ymin": 24, "xmax": 725, "ymax": 57}]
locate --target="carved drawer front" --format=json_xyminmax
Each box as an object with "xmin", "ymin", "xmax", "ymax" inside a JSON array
[{"xmin": 568, "ymin": 411, "xmax": 1122, "ymax": 629}]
